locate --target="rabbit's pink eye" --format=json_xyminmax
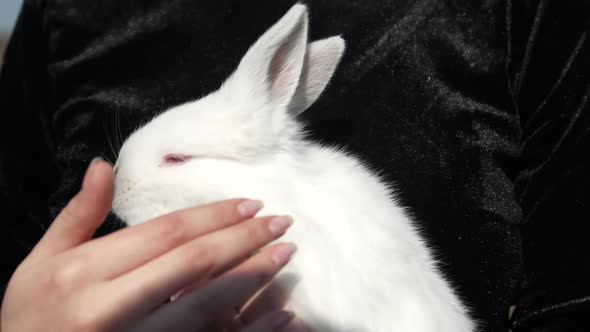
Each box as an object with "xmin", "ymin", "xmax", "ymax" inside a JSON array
[{"xmin": 163, "ymin": 154, "xmax": 192, "ymax": 165}]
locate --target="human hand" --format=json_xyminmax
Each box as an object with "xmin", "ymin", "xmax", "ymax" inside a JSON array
[{"xmin": 0, "ymin": 158, "xmax": 300, "ymax": 332}]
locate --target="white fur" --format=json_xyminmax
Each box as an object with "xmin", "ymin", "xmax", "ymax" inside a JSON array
[{"xmin": 112, "ymin": 4, "xmax": 475, "ymax": 331}]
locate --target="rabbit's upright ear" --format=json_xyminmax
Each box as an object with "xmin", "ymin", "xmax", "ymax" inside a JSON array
[
  {"xmin": 288, "ymin": 36, "xmax": 345, "ymax": 116},
  {"xmin": 223, "ymin": 4, "xmax": 309, "ymax": 110}
]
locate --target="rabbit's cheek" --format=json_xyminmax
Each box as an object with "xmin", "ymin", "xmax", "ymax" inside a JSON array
[{"xmin": 112, "ymin": 176, "xmax": 159, "ymax": 225}]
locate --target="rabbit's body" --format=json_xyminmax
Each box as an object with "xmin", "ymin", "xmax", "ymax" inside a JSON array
[
  {"xmin": 194, "ymin": 146, "xmax": 471, "ymax": 332},
  {"xmin": 113, "ymin": 4, "xmax": 474, "ymax": 331}
]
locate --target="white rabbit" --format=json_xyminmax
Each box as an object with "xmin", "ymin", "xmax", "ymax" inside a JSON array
[{"xmin": 112, "ymin": 3, "xmax": 475, "ymax": 332}]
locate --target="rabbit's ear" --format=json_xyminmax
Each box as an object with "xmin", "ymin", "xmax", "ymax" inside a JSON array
[
  {"xmin": 288, "ymin": 36, "xmax": 346, "ymax": 116},
  {"xmin": 224, "ymin": 4, "xmax": 308, "ymax": 110}
]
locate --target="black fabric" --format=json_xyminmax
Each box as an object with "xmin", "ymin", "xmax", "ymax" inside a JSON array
[
  {"xmin": 0, "ymin": 0, "xmax": 587, "ymax": 331},
  {"xmin": 508, "ymin": 1, "xmax": 590, "ymax": 331}
]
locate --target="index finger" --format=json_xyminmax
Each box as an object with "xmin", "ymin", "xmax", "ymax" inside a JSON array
[
  {"xmin": 109, "ymin": 214, "xmax": 293, "ymax": 318},
  {"xmin": 75, "ymin": 198, "xmax": 265, "ymax": 279}
]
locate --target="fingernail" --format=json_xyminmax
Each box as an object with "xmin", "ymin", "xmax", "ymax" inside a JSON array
[
  {"xmin": 90, "ymin": 156, "xmax": 104, "ymax": 166},
  {"xmin": 82, "ymin": 157, "xmax": 104, "ymax": 189},
  {"xmin": 271, "ymin": 243, "xmax": 297, "ymax": 267},
  {"xmin": 271, "ymin": 310, "xmax": 295, "ymax": 330},
  {"xmin": 237, "ymin": 199, "xmax": 264, "ymax": 217},
  {"xmin": 268, "ymin": 215, "xmax": 293, "ymax": 236}
]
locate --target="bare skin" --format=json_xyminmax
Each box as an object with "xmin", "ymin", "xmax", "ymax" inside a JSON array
[{"xmin": 0, "ymin": 158, "xmax": 308, "ymax": 332}]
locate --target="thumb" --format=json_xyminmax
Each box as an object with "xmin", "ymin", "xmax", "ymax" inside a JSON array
[{"xmin": 30, "ymin": 157, "xmax": 114, "ymax": 260}]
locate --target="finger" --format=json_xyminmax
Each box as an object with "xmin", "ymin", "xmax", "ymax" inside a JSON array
[
  {"xmin": 238, "ymin": 274, "xmax": 294, "ymax": 325},
  {"xmin": 29, "ymin": 158, "xmax": 113, "ymax": 260},
  {"xmin": 117, "ymin": 217, "xmax": 291, "ymax": 330},
  {"xmin": 174, "ymin": 243, "xmax": 295, "ymax": 330},
  {"xmin": 133, "ymin": 243, "xmax": 295, "ymax": 332},
  {"xmin": 241, "ymin": 310, "xmax": 295, "ymax": 332},
  {"xmin": 76, "ymin": 198, "xmax": 264, "ymax": 279}
]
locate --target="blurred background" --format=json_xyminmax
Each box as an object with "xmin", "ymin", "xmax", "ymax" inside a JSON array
[{"xmin": 0, "ymin": 0, "xmax": 22, "ymax": 66}]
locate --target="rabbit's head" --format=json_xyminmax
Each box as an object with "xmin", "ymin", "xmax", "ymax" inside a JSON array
[{"xmin": 112, "ymin": 4, "xmax": 345, "ymax": 225}]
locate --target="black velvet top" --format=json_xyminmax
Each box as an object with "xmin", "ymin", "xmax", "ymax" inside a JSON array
[{"xmin": 0, "ymin": 1, "xmax": 588, "ymax": 331}]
